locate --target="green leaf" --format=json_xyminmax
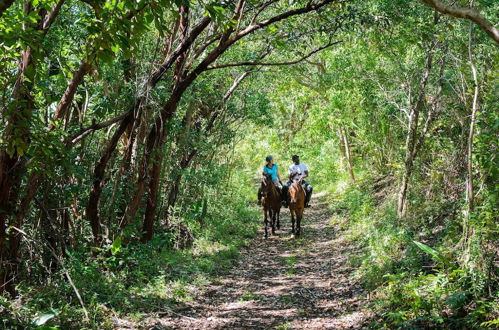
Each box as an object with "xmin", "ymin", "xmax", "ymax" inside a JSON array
[
  {"xmin": 111, "ymin": 236, "xmax": 122, "ymax": 255},
  {"xmin": 413, "ymin": 241, "xmax": 452, "ymax": 268},
  {"xmin": 33, "ymin": 309, "xmax": 59, "ymax": 326}
]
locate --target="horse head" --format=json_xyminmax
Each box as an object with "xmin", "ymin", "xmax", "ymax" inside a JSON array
[
  {"xmin": 262, "ymin": 172, "xmax": 272, "ymax": 186},
  {"xmin": 289, "ymin": 182, "xmax": 305, "ymax": 206}
]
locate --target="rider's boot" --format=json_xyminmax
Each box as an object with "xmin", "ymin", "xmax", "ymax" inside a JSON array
[
  {"xmin": 281, "ymin": 186, "xmax": 288, "ymax": 207},
  {"xmin": 305, "ymin": 192, "xmax": 312, "ymax": 208}
]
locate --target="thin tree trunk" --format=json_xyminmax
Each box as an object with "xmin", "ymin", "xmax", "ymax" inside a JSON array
[
  {"xmin": 464, "ymin": 24, "xmax": 479, "ymax": 250},
  {"xmin": 87, "ymin": 112, "xmax": 133, "ymax": 246},
  {"xmin": 342, "ymin": 128, "xmax": 356, "ymax": 183},
  {"xmin": 140, "ymin": 4, "xmax": 191, "ymax": 242},
  {"xmin": 336, "ymin": 127, "xmax": 346, "ymax": 170},
  {"xmin": 51, "ymin": 61, "xmax": 92, "ymax": 127},
  {"xmin": 397, "ymin": 39, "xmax": 438, "ymax": 218}
]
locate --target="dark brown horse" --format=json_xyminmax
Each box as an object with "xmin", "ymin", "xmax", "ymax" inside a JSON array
[
  {"xmin": 261, "ymin": 174, "xmax": 281, "ymax": 238},
  {"xmin": 289, "ymin": 178, "xmax": 305, "ymax": 237}
]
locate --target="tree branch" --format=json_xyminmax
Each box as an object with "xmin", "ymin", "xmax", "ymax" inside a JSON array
[
  {"xmin": 42, "ymin": 0, "xmax": 65, "ymax": 32},
  {"xmin": 69, "ymin": 110, "xmax": 133, "ymax": 146},
  {"xmin": 148, "ymin": 16, "xmax": 211, "ymax": 86},
  {"xmin": 420, "ymin": 0, "xmax": 499, "ymax": 44},
  {"xmin": 234, "ymin": 0, "xmax": 336, "ymax": 41},
  {"xmin": 206, "ymin": 41, "xmax": 341, "ymax": 70}
]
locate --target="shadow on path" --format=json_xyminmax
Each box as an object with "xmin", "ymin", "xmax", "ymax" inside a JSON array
[{"xmin": 126, "ymin": 193, "xmax": 372, "ymax": 329}]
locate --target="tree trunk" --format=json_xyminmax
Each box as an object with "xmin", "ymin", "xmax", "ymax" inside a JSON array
[
  {"xmin": 51, "ymin": 61, "xmax": 91, "ymax": 127},
  {"xmin": 463, "ymin": 25, "xmax": 479, "ymax": 252},
  {"xmin": 342, "ymin": 128, "xmax": 356, "ymax": 183},
  {"xmin": 0, "ymin": 45, "xmax": 35, "ymax": 295},
  {"xmin": 336, "ymin": 127, "xmax": 346, "ymax": 170},
  {"xmin": 87, "ymin": 112, "xmax": 133, "ymax": 246},
  {"xmin": 397, "ymin": 40, "xmax": 437, "ymax": 218},
  {"xmin": 141, "ymin": 156, "xmax": 163, "ymax": 243}
]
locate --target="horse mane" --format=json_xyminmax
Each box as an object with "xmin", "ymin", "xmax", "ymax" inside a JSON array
[
  {"xmin": 262, "ymin": 174, "xmax": 280, "ymax": 200},
  {"xmin": 290, "ymin": 179, "xmax": 305, "ymax": 194},
  {"xmin": 289, "ymin": 181, "xmax": 305, "ymax": 204}
]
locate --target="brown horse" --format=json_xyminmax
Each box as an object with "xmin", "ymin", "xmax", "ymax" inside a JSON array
[
  {"xmin": 261, "ymin": 174, "xmax": 281, "ymax": 238},
  {"xmin": 288, "ymin": 178, "xmax": 306, "ymax": 237}
]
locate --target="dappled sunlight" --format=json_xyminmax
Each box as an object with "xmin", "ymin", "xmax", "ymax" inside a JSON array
[
  {"xmin": 131, "ymin": 194, "xmax": 372, "ymax": 329},
  {"xmin": 0, "ymin": 0, "xmax": 495, "ymax": 326}
]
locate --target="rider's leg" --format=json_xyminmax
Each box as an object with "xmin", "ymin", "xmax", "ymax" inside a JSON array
[
  {"xmin": 305, "ymin": 183, "xmax": 313, "ymax": 207},
  {"xmin": 282, "ymin": 181, "xmax": 290, "ymax": 206},
  {"xmin": 302, "ymin": 181, "xmax": 312, "ymax": 207},
  {"xmin": 273, "ymin": 178, "xmax": 282, "ymax": 191},
  {"xmin": 257, "ymin": 184, "xmax": 263, "ymax": 205}
]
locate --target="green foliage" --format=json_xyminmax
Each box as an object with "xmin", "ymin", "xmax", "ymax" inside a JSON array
[
  {"xmin": 0, "ymin": 0, "xmax": 497, "ymax": 327},
  {"xmin": 32, "ymin": 310, "xmax": 60, "ymax": 326},
  {"xmin": 0, "ymin": 191, "xmax": 259, "ymax": 328},
  {"xmin": 413, "ymin": 241, "xmax": 453, "ymax": 269},
  {"xmin": 330, "ymin": 172, "xmax": 498, "ymax": 328}
]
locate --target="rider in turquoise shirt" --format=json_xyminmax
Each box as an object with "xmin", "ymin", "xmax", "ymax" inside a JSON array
[
  {"xmin": 257, "ymin": 155, "xmax": 282, "ymax": 205},
  {"xmin": 263, "ymin": 163, "xmax": 279, "ymax": 182}
]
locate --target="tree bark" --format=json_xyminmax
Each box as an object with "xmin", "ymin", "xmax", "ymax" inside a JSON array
[
  {"xmin": 397, "ymin": 40, "xmax": 437, "ymax": 218},
  {"xmin": 420, "ymin": 0, "xmax": 499, "ymax": 44},
  {"xmin": 336, "ymin": 127, "xmax": 346, "ymax": 169},
  {"xmin": 51, "ymin": 61, "xmax": 92, "ymax": 126},
  {"xmin": 342, "ymin": 127, "xmax": 356, "ymax": 183},
  {"xmin": 87, "ymin": 112, "xmax": 133, "ymax": 245},
  {"xmin": 464, "ymin": 25, "xmax": 479, "ymax": 250}
]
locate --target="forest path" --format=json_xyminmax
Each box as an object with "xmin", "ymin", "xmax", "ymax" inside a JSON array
[{"xmin": 138, "ymin": 192, "xmax": 371, "ymax": 329}]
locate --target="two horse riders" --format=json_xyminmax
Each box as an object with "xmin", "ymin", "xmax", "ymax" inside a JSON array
[{"xmin": 258, "ymin": 155, "xmax": 313, "ymax": 208}]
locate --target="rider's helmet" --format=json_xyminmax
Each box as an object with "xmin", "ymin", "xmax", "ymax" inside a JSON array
[{"xmin": 266, "ymin": 155, "xmax": 273, "ymax": 162}]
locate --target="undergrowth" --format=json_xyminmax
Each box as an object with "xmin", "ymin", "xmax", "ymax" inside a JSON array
[
  {"xmin": 0, "ymin": 192, "xmax": 259, "ymax": 329},
  {"xmin": 327, "ymin": 173, "xmax": 498, "ymax": 329}
]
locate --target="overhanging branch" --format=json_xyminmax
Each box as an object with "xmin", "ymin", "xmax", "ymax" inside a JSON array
[
  {"xmin": 420, "ymin": 0, "xmax": 499, "ymax": 44},
  {"xmin": 68, "ymin": 110, "xmax": 133, "ymax": 146},
  {"xmin": 206, "ymin": 40, "xmax": 341, "ymax": 70}
]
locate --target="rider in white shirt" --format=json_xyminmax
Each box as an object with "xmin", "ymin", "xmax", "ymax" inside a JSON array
[{"xmin": 282, "ymin": 155, "xmax": 313, "ymax": 207}]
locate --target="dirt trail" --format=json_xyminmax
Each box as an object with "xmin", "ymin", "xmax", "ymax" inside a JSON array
[{"xmin": 137, "ymin": 192, "xmax": 372, "ymax": 329}]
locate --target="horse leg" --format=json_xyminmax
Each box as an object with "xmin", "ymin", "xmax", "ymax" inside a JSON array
[
  {"xmin": 296, "ymin": 212, "xmax": 302, "ymax": 237},
  {"xmin": 290, "ymin": 209, "xmax": 295, "ymax": 235},
  {"xmin": 276, "ymin": 209, "xmax": 280, "ymax": 230},
  {"xmin": 272, "ymin": 210, "xmax": 277, "ymax": 235},
  {"xmin": 263, "ymin": 208, "xmax": 268, "ymax": 239}
]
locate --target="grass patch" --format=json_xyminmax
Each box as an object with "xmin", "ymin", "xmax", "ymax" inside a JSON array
[
  {"xmin": 239, "ymin": 291, "xmax": 261, "ymax": 302},
  {"xmin": 279, "ymin": 295, "xmax": 294, "ymax": 306},
  {"xmin": 275, "ymin": 321, "xmax": 293, "ymax": 330}
]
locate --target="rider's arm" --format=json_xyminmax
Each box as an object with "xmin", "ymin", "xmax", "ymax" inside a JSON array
[
  {"xmin": 277, "ymin": 168, "xmax": 281, "ymax": 181},
  {"xmin": 303, "ymin": 170, "xmax": 309, "ymax": 178}
]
